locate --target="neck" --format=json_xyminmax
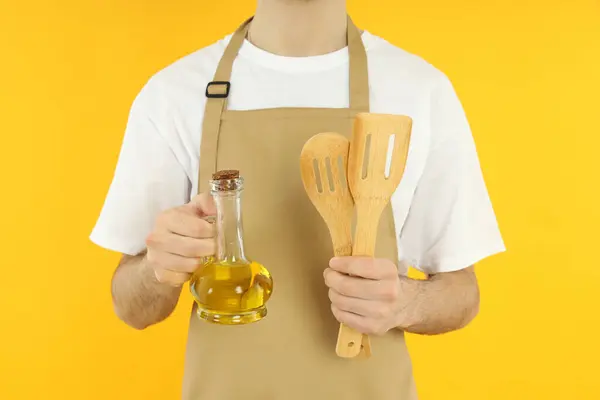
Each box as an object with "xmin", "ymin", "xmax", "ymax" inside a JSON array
[
  {"xmin": 250, "ymin": 0, "xmax": 348, "ymax": 57},
  {"xmin": 215, "ymin": 191, "xmax": 247, "ymax": 263}
]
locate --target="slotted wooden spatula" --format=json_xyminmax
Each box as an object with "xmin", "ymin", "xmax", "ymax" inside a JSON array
[
  {"xmin": 345, "ymin": 113, "xmax": 413, "ymax": 354},
  {"xmin": 299, "ymin": 132, "xmax": 368, "ymax": 358}
]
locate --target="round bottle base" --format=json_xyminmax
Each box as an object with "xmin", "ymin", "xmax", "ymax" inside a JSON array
[{"xmin": 196, "ymin": 306, "xmax": 267, "ymax": 325}]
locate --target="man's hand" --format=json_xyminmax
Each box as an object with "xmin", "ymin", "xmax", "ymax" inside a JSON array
[
  {"xmin": 324, "ymin": 257, "xmax": 480, "ymax": 336},
  {"xmin": 110, "ymin": 193, "xmax": 217, "ymax": 330},
  {"xmin": 145, "ymin": 192, "xmax": 217, "ymax": 287},
  {"xmin": 324, "ymin": 257, "xmax": 405, "ymax": 335}
]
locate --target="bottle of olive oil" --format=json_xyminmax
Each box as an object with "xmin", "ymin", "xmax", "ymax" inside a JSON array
[{"xmin": 190, "ymin": 170, "xmax": 273, "ymax": 325}]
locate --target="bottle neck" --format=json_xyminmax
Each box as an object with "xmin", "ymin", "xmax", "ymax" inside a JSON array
[{"xmin": 213, "ymin": 189, "xmax": 246, "ymax": 263}]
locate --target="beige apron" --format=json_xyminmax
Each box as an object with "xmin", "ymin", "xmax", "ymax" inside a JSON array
[{"xmin": 183, "ymin": 17, "xmax": 417, "ymax": 400}]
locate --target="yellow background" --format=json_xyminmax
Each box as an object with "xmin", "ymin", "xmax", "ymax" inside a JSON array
[{"xmin": 1, "ymin": 0, "xmax": 598, "ymax": 399}]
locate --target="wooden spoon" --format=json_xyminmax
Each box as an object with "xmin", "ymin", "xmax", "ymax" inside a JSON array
[
  {"xmin": 299, "ymin": 132, "xmax": 368, "ymax": 358},
  {"xmin": 346, "ymin": 113, "xmax": 413, "ymax": 353}
]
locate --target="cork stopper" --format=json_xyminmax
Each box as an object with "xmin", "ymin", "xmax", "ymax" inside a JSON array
[
  {"xmin": 210, "ymin": 169, "xmax": 243, "ymax": 192},
  {"xmin": 212, "ymin": 170, "xmax": 240, "ymax": 180}
]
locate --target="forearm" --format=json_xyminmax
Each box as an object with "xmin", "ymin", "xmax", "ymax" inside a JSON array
[
  {"xmin": 395, "ymin": 267, "xmax": 480, "ymax": 335},
  {"xmin": 111, "ymin": 253, "xmax": 183, "ymax": 330}
]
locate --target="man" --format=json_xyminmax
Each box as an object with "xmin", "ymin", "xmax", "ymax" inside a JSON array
[{"xmin": 91, "ymin": 0, "xmax": 505, "ymax": 398}]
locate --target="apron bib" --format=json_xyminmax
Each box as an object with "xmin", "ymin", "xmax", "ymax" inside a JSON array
[{"xmin": 183, "ymin": 17, "xmax": 418, "ymax": 400}]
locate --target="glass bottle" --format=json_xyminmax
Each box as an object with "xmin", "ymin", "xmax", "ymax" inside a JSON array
[{"xmin": 190, "ymin": 169, "xmax": 273, "ymax": 325}]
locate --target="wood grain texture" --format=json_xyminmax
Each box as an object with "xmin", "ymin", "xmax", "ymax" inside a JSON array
[
  {"xmin": 347, "ymin": 113, "xmax": 413, "ymax": 356},
  {"xmin": 299, "ymin": 132, "xmax": 367, "ymax": 358}
]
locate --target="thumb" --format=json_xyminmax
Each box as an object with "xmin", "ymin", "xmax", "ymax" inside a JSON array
[{"xmin": 187, "ymin": 192, "xmax": 217, "ymax": 217}]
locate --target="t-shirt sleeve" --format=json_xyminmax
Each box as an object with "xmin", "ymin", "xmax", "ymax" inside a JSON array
[
  {"xmin": 90, "ymin": 84, "xmax": 191, "ymax": 256},
  {"xmin": 398, "ymin": 75, "xmax": 505, "ymax": 274}
]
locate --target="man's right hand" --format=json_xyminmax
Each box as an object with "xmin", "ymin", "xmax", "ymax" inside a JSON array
[{"xmin": 144, "ymin": 192, "xmax": 217, "ymax": 286}]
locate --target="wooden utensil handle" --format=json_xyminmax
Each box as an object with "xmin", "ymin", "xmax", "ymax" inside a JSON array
[
  {"xmin": 330, "ymin": 220, "xmax": 370, "ymax": 358},
  {"xmin": 336, "ymin": 324, "xmax": 366, "ymax": 358},
  {"xmin": 339, "ymin": 201, "xmax": 388, "ymax": 358},
  {"xmin": 342, "ymin": 209, "xmax": 377, "ymax": 356},
  {"xmin": 352, "ymin": 210, "xmax": 382, "ymax": 257}
]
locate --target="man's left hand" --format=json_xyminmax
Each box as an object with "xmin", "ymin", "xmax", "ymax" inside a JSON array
[{"xmin": 324, "ymin": 256, "xmax": 410, "ymax": 336}]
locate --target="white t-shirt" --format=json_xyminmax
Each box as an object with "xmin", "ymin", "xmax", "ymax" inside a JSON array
[{"xmin": 90, "ymin": 31, "xmax": 505, "ymax": 274}]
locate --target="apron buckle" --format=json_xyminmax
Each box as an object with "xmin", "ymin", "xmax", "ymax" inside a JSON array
[{"xmin": 206, "ymin": 81, "xmax": 231, "ymax": 98}]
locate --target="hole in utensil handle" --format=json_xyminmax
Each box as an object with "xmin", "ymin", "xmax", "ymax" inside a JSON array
[
  {"xmin": 385, "ymin": 134, "xmax": 395, "ymax": 179},
  {"xmin": 347, "ymin": 341, "xmax": 365, "ymax": 351},
  {"xmin": 312, "ymin": 159, "xmax": 323, "ymax": 193},
  {"xmin": 361, "ymin": 134, "xmax": 372, "ymax": 179},
  {"xmin": 325, "ymin": 157, "xmax": 335, "ymax": 192}
]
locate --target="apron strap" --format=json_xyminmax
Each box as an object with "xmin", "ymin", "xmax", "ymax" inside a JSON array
[
  {"xmin": 198, "ymin": 16, "xmax": 369, "ymax": 193},
  {"xmin": 346, "ymin": 16, "xmax": 370, "ymax": 112}
]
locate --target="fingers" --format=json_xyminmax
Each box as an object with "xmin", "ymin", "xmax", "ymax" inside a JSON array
[
  {"xmin": 328, "ymin": 289, "xmax": 388, "ymax": 318},
  {"xmin": 146, "ymin": 193, "xmax": 218, "ymax": 282},
  {"xmin": 329, "ymin": 257, "xmax": 398, "ymax": 280},
  {"xmin": 146, "ymin": 231, "xmax": 215, "ymax": 258},
  {"xmin": 187, "ymin": 192, "xmax": 217, "ymax": 217},
  {"xmin": 324, "ymin": 269, "xmax": 399, "ymax": 301},
  {"xmin": 147, "ymin": 250, "xmax": 205, "ymax": 274},
  {"xmin": 153, "ymin": 268, "xmax": 192, "ymax": 287},
  {"xmin": 331, "ymin": 305, "xmax": 366, "ymax": 331},
  {"xmin": 330, "ymin": 305, "xmax": 389, "ymax": 336},
  {"xmin": 157, "ymin": 209, "xmax": 215, "ymax": 238},
  {"xmin": 326, "ymin": 257, "xmax": 401, "ymax": 336}
]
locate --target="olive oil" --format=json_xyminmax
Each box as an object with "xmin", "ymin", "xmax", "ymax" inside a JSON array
[
  {"xmin": 190, "ymin": 169, "xmax": 274, "ymax": 325},
  {"xmin": 190, "ymin": 260, "xmax": 273, "ymax": 325}
]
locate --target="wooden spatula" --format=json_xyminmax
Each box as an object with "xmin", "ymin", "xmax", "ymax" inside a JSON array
[
  {"xmin": 346, "ymin": 113, "xmax": 413, "ymax": 353},
  {"xmin": 299, "ymin": 132, "xmax": 368, "ymax": 359}
]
